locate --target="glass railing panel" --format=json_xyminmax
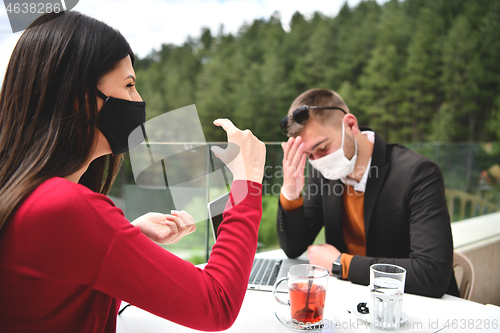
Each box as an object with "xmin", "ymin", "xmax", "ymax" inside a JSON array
[{"xmin": 109, "ymin": 141, "xmax": 500, "ymax": 263}]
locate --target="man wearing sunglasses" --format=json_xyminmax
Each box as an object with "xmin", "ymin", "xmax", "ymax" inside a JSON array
[{"xmin": 276, "ymin": 89, "xmax": 459, "ymax": 298}]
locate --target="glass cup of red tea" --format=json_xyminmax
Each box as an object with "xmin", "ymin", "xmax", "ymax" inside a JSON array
[{"xmin": 273, "ymin": 264, "xmax": 329, "ymax": 328}]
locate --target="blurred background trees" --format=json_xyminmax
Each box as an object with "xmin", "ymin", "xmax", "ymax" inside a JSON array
[
  {"xmin": 117, "ymin": 0, "xmax": 500, "ymax": 259},
  {"xmin": 134, "ymin": 0, "xmax": 500, "ymax": 144}
]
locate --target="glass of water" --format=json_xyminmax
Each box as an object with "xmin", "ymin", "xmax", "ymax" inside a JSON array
[{"xmin": 369, "ymin": 264, "xmax": 406, "ymax": 333}]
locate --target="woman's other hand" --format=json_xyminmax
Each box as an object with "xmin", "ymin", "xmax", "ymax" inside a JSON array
[
  {"xmin": 211, "ymin": 118, "xmax": 266, "ymax": 184},
  {"xmin": 131, "ymin": 211, "xmax": 196, "ymax": 244}
]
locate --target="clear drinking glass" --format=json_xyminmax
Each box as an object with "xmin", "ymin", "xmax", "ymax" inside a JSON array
[{"xmin": 369, "ymin": 264, "xmax": 406, "ymax": 333}]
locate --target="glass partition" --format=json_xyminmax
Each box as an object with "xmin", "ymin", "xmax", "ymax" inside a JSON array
[
  {"xmin": 109, "ymin": 142, "xmax": 500, "ymax": 264},
  {"xmin": 405, "ymin": 142, "xmax": 500, "ymax": 221}
]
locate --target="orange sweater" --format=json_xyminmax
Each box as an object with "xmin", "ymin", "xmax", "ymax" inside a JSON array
[{"xmin": 280, "ymin": 184, "xmax": 365, "ymax": 279}]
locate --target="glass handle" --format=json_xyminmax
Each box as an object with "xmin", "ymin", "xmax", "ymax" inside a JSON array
[{"xmin": 273, "ymin": 277, "xmax": 289, "ymax": 306}]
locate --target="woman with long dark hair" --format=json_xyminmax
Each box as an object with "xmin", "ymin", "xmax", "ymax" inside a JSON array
[{"xmin": 0, "ymin": 11, "xmax": 266, "ymax": 332}]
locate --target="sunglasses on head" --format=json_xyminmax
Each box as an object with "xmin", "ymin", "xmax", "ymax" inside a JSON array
[{"xmin": 279, "ymin": 105, "xmax": 347, "ymax": 135}]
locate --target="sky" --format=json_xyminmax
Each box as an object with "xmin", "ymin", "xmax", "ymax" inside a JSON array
[{"xmin": 0, "ymin": 0, "xmax": 388, "ymax": 87}]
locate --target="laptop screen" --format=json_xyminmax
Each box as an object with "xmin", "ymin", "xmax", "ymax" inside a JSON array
[{"xmin": 207, "ymin": 192, "xmax": 230, "ymax": 241}]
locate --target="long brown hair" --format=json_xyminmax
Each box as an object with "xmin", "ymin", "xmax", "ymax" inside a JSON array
[{"xmin": 0, "ymin": 11, "xmax": 134, "ymax": 232}]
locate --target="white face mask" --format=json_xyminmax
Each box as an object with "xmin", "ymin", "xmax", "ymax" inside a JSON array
[{"xmin": 308, "ymin": 122, "xmax": 358, "ymax": 180}]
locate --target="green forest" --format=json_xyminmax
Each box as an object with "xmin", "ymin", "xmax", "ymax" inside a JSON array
[{"xmin": 134, "ymin": 0, "xmax": 500, "ymax": 144}]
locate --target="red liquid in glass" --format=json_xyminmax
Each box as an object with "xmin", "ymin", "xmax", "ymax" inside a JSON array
[{"xmin": 289, "ymin": 282, "xmax": 326, "ymax": 324}]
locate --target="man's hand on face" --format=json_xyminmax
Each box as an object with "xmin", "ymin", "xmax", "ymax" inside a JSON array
[
  {"xmin": 281, "ymin": 136, "xmax": 307, "ymax": 200},
  {"xmin": 307, "ymin": 243, "xmax": 341, "ymax": 275}
]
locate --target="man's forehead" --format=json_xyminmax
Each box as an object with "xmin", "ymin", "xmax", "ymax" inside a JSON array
[
  {"xmin": 300, "ymin": 119, "xmax": 340, "ymax": 151},
  {"xmin": 300, "ymin": 117, "xmax": 337, "ymax": 137}
]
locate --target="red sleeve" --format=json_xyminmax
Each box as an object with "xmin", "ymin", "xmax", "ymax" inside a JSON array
[{"xmin": 93, "ymin": 180, "xmax": 262, "ymax": 331}]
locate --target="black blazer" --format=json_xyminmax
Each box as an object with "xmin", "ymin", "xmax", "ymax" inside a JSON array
[{"xmin": 277, "ymin": 129, "xmax": 459, "ymax": 298}]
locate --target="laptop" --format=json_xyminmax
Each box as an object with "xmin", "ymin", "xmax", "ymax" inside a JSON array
[{"xmin": 207, "ymin": 192, "xmax": 308, "ymax": 292}]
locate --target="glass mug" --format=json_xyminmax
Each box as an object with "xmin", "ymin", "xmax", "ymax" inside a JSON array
[{"xmin": 273, "ymin": 264, "xmax": 329, "ymax": 327}]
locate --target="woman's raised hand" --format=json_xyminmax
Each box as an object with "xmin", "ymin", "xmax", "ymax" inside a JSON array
[{"xmin": 211, "ymin": 118, "xmax": 266, "ymax": 184}]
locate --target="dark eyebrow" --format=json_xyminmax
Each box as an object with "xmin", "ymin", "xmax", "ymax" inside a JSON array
[
  {"xmin": 125, "ymin": 74, "xmax": 136, "ymax": 83},
  {"xmin": 309, "ymin": 139, "xmax": 328, "ymax": 152}
]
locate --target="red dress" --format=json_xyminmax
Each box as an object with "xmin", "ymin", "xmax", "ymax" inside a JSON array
[{"xmin": 0, "ymin": 177, "xmax": 262, "ymax": 332}]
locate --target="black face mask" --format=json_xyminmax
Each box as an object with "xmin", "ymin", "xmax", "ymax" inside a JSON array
[{"xmin": 97, "ymin": 90, "xmax": 146, "ymax": 156}]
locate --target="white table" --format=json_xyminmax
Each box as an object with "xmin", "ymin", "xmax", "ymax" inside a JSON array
[{"xmin": 117, "ymin": 250, "xmax": 500, "ymax": 333}]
